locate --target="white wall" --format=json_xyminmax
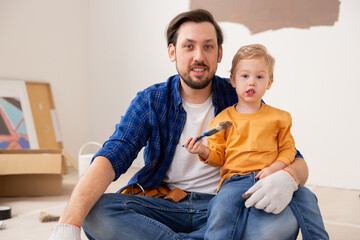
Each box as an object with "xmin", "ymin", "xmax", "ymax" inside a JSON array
[
  {"xmin": 88, "ymin": 0, "xmax": 360, "ymax": 189},
  {"xmin": 1, "ymin": 0, "xmax": 359, "ymax": 189},
  {"xmin": 88, "ymin": 0, "xmax": 189, "ymax": 167},
  {"xmin": 219, "ymin": 0, "xmax": 360, "ymax": 190},
  {"xmin": 88, "ymin": 1, "xmax": 187, "ymax": 140},
  {"xmin": 0, "ymin": 0, "xmax": 90, "ymax": 158}
]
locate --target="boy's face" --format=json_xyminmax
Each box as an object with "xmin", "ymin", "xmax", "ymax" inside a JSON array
[
  {"xmin": 230, "ymin": 58, "xmax": 273, "ymax": 104},
  {"xmin": 168, "ymin": 21, "xmax": 223, "ymax": 90}
]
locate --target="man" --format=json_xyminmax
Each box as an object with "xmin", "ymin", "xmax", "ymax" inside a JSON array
[{"xmin": 50, "ymin": 9, "xmax": 327, "ymax": 240}]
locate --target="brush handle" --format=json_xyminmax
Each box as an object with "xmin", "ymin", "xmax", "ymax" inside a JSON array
[
  {"xmin": 194, "ymin": 132, "xmax": 211, "ymax": 142},
  {"xmin": 181, "ymin": 132, "xmax": 209, "ymax": 147}
]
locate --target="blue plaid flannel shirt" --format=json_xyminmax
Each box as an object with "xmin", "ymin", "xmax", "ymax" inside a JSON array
[{"xmin": 93, "ymin": 74, "xmax": 303, "ymax": 192}]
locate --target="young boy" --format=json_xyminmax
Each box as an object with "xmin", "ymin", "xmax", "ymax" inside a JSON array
[
  {"xmin": 184, "ymin": 44, "xmax": 324, "ymax": 239},
  {"xmin": 185, "ymin": 43, "xmax": 296, "ymax": 186}
]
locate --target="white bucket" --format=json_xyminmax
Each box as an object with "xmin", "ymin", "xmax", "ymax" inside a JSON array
[{"xmin": 78, "ymin": 141, "xmax": 102, "ymax": 177}]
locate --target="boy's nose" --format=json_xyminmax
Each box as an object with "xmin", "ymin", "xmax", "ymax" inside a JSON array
[{"xmin": 249, "ymin": 78, "xmax": 256, "ymax": 86}]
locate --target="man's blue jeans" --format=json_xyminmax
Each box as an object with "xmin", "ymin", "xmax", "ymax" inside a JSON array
[
  {"xmin": 83, "ymin": 183, "xmax": 327, "ymax": 239},
  {"xmin": 204, "ymin": 173, "xmax": 328, "ymax": 240},
  {"xmin": 290, "ymin": 186, "xmax": 329, "ymax": 239}
]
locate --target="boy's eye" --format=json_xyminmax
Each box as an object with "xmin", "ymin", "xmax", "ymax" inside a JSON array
[
  {"xmin": 242, "ymin": 74, "xmax": 249, "ymax": 78},
  {"xmin": 256, "ymin": 75, "xmax": 263, "ymax": 79}
]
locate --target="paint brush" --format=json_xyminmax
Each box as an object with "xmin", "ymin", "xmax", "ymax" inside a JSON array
[
  {"xmin": 39, "ymin": 211, "xmax": 60, "ymax": 223},
  {"xmin": 182, "ymin": 121, "xmax": 232, "ymax": 147}
]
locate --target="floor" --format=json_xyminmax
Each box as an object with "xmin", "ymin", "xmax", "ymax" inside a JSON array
[{"xmin": 0, "ymin": 167, "xmax": 359, "ymax": 240}]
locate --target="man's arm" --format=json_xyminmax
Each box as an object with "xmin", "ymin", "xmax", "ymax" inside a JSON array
[
  {"xmin": 284, "ymin": 157, "xmax": 308, "ymax": 185},
  {"xmin": 58, "ymin": 156, "xmax": 115, "ymax": 226}
]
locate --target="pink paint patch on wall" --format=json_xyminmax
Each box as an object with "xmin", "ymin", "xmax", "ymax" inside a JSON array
[{"xmin": 190, "ymin": 0, "xmax": 340, "ymax": 34}]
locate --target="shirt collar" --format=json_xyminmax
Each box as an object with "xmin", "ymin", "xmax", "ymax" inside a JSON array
[
  {"xmin": 212, "ymin": 75, "xmax": 227, "ymax": 112},
  {"xmin": 171, "ymin": 74, "xmax": 227, "ymax": 111},
  {"xmin": 170, "ymin": 75, "xmax": 183, "ymax": 110}
]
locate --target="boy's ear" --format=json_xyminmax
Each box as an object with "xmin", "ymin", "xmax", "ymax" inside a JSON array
[
  {"xmin": 267, "ymin": 79, "xmax": 274, "ymax": 90},
  {"xmin": 230, "ymin": 75, "xmax": 236, "ymax": 88},
  {"xmin": 168, "ymin": 44, "xmax": 176, "ymax": 62}
]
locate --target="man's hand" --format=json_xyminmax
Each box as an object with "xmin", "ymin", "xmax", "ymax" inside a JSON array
[
  {"xmin": 49, "ymin": 224, "xmax": 81, "ymax": 240},
  {"xmin": 244, "ymin": 170, "xmax": 298, "ymax": 214}
]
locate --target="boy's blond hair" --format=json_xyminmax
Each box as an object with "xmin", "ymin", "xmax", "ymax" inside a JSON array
[{"xmin": 230, "ymin": 44, "xmax": 275, "ymax": 79}]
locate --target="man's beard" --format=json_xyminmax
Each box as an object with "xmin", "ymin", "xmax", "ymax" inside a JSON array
[{"xmin": 177, "ymin": 62, "xmax": 214, "ymax": 89}]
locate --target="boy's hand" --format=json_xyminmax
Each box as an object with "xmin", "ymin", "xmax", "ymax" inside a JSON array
[
  {"xmin": 256, "ymin": 167, "xmax": 273, "ymax": 179},
  {"xmin": 184, "ymin": 137, "xmax": 210, "ymax": 159},
  {"xmin": 256, "ymin": 161, "xmax": 287, "ymax": 179}
]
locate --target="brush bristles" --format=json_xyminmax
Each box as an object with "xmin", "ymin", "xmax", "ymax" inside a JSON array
[
  {"xmin": 214, "ymin": 121, "xmax": 232, "ymax": 131},
  {"xmin": 207, "ymin": 121, "xmax": 232, "ymax": 135}
]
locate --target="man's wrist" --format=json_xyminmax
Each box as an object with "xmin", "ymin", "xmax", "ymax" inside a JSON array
[
  {"xmin": 285, "ymin": 157, "xmax": 308, "ymax": 185},
  {"xmin": 281, "ymin": 169, "xmax": 297, "ymax": 185},
  {"xmin": 67, "ymin": 223, "xmax": 81, "ymax": 230}
]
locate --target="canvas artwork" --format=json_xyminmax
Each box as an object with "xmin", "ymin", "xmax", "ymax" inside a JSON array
[
  {"xmin": 0, "ymin": 97, "xmax": 30, "ymax": 148},
  {"xmin": 0, "ymin": 80, "xmax": 38, "ymax": 149}
]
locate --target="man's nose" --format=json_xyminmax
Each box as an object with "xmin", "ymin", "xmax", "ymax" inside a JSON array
[{"xmin": 193, "ymin": 47, "xmax": 205, "ymax": 62}]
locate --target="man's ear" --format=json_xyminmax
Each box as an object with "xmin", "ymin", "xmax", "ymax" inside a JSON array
[
  {"xmin": 168, "ymin": 44, "xmax": 176, "ymax": 62},
  {"xmin": 267, "ymin": 79, "xmax": 274, "ymax": 90},
  {"xmin": 217, "ymin": 45, "xmax": 223, "ymax": 63},
  {"xmin": 230, "ymin": 74, "xmax": 236, "ymax": 88}
]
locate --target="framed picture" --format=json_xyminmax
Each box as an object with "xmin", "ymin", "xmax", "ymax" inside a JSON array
[{"xmin": 0, "ymin": 80, "xmax": 39, "ymax": 149}]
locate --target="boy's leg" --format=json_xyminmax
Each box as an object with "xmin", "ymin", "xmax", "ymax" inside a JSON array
[
  {"xmin": 243, "ymin": 185, "xmax": 328, "ymax": 240},
  {"xmin": 242, "ymin": 172, "xmax": 299, "ymax": 240},
  {"xmin": 83, "ymin": 192, "xmax": 212, "ymax": 240},
  {"xmin": 243, "ymin": 206, "xmax": 299, "ymax": 240},
  {"xmin": 205, "ymin": 173, "xmax": 298, "ymax": 240},
  {"xmin": 289, "ymin": 186, "xmax": 329, "ymax": 240},
  {"xmin": 204, "ymin": 174, "xmax": 254, "ymax": 240}
]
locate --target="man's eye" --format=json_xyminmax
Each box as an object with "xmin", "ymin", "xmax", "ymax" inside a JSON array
[
  {"xmin": 204, "ymin": 45, "xmax": 213, "ymax": 50},
  {"xmin": 184, "ymin": 44, "xmax": 193, "ymax": 49}
]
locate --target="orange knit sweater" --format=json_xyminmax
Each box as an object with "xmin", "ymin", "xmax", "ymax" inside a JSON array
[{"xmin": 200, "ymin": 103, "xmax": 296, "ymax": 190}]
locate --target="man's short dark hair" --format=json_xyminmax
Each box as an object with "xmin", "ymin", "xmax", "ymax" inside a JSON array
[{"xmin": 166, "ymin": 9, "xmax": 223, "ymax": 47}]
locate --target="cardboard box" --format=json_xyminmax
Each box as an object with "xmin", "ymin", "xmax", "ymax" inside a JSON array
[
  {"xmin": 0, "ymin": 149, "xmax": 70, "ymax": 197},
  {"xmin": 0, "ymin": 81, "xmax": 78, "ymax": 196}
]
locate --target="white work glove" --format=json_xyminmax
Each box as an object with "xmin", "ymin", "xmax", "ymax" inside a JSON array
[
  {"xmin": 244, "ymin": 170, "xmax": 298, "ymax": 214},
  {"xmin": 49, "ymin": 224, "xmax": 81, "ymax": 240}
]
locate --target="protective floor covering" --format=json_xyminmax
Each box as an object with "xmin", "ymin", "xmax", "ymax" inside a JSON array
[{"xmin": 0, "ymin": 167, "xmax": 359, "ymax": 240}]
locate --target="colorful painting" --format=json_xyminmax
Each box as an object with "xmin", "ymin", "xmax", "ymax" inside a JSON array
[
  {"xmin": 0, "ymin": 80, "xmax": 39, "ymax": 149},
  {"xmin": 0, "ymin": 97, "xmax": 30, "ymax": 149}
]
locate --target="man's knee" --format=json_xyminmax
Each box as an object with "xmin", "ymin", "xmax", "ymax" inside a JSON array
[
  {"xmin": 83, "ymin": 194, "xmax": 127, "ymax": 239},
  {"xmin": 85, "ymin": 194, "xmax": 112, "ymax": 223},
  {"xmin": 243, "ymin": 206, "xmax": 299, "ymax": 240},
  {"xmin": 295, "ymin": 185, "xmax": 318, "ymax": 202}
]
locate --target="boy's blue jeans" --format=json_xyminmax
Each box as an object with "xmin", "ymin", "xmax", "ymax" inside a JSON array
[{"xmin": 83, "ymin": 176, "xmax": 328, "ymax": 240}]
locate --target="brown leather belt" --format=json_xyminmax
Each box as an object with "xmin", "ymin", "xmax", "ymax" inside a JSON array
[{"xmin": 121, "ymin": 184, "xmax": 188, "ymax": 203}]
